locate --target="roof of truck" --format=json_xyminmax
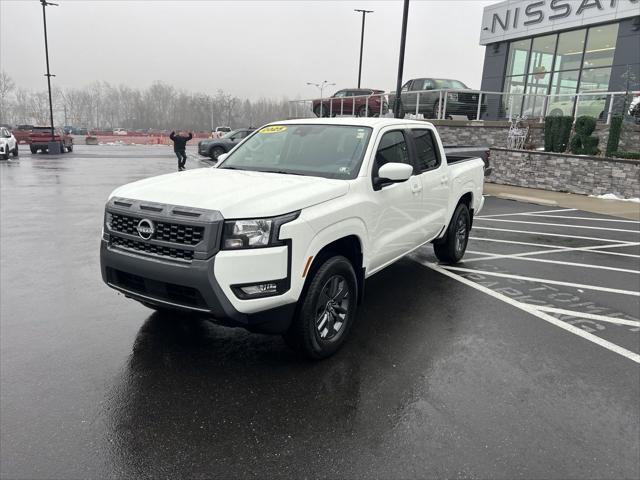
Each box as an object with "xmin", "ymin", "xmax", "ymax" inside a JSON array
[{"xmin": 272, "ymin": 117, "xmax": 434, "ymax": 128}]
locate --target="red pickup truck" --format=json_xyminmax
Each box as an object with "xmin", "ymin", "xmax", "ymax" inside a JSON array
[
  {"xmin": 312, "ymin": 88, "xmax": 388, "ymax": 117},
  {"xmin": 12, "ymin": 125, "xmax": 33, "ymax": 144},
  {"xmin": 29, "ymin": 127, "xmax": 74, "ymax": 154}
]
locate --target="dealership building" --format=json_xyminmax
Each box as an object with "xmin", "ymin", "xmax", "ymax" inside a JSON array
[{"xmin": 479, "ymin": 0, "xmax": 640, "ymax": 118}]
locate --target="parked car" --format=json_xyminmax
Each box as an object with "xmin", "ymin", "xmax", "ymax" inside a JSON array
[
  {"xmin": 389, "ymin": 78, "xmax": 485, "ymax": 120},
  {"xmin": 0, "ymin": 127, "xmax": 18, "ymax": 160},
  {"xmin": 12, "ymin": 124, "xmax": 33, "ymax": 144},
  {"xmin": 198, "ymin": 128, "xmax": 255, "ymax": 159},
  {"xmin": 71, "ymin": 127, "xmax": 88, "ymax": 135},
  {"xmin": 100, "ymin": 118, "xmax": 487, "ymax": 359},
  {"xmin": 113, "ymin": 128, "xmax": 128, "ymax": 136},
  {"xmin": 546, "ymin": 97, "xmax": 606, "ymax": 119},
  {"xmin": 312, "ymin": 88, "xmax": 388, "ymax": 117},
  {"xmin": 29, "ymin": 127, "xmax": 73, "ymax": 153}
]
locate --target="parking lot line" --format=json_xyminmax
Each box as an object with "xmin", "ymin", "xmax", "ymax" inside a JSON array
[
  {"xmin": 477, "ymin": 208, "xmax": 577, "ymax": 218},
  {"xmin": 526, "ymin": 214, "xmax": 640, "ymax": 224},
  {"xmin": 441, "ymin": 266, "xmax": 640, "ymax": 296},
  {"xmin": 474, "ymin": 226, "xmax": 638, "ymax": 244},
  {"xmin": 421, "ymin": 261, "xmax": 640, "ymax": 364},
  {"xmin": 476, "ymin": 218, "xmax": 640, "ymax": 234},
  {"xmin": 526, "ymin": 305, "xmax": 640, "ymax": 327},
  {"xmin": 464, "ymin": 242, "xmax": 640, "ymax": 263},
  {"xmin": 464, "ymin": 251, "xmax": 639, "ymax": 274},
  {"xmin": 469, "ymin": 236, "xmax": 560, "ymax": 249}
]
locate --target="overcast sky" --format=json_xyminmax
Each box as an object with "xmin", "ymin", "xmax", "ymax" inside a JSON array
[{"xmin": 0, "ymin": 0, "xmax": 494, "ymax": 99}]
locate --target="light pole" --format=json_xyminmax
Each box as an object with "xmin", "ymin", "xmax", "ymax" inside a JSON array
[
  {"xmin": 354, "ymin": 9, "xmax": 373, "ymax": 89},
  {"xmin": 307, "ymin": 81, "xmax": 335, "ymax": 116},
  {"xmin": 394, "ymin": 0, "xmax": 410, "ymax": 118},
  {"xmin": 40, "ymin": 0, "xmax": 58, "ymax": 145}
]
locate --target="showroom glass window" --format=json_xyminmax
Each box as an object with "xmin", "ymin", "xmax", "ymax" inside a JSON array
[{"xmin": 503, "ymin": 23, "xmax": 618, "ymax": 119}]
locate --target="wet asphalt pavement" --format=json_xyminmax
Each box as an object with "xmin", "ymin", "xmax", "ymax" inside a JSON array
[{"xmin": 1, "ymin": 146, "xmax": 639, "ymax": 479}]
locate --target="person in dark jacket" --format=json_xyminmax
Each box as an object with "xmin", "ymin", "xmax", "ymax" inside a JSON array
[{"xmin": 169, "ymin": 130, "xmax": 193, "ymax": 171}]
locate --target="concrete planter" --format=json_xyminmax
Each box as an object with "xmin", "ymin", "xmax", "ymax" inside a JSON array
[{"xmin": 487, "ymin": 148, "xmax": 640, "ymax": 199}]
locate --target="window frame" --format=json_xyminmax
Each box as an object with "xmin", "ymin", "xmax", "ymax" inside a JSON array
[
  {"xmin": 370, "ymin": 128, "xmax": 413, "ymax": 190},
  {"xmin": 406, "ymin": 128, "xmax": 442, "ymax": 173}
]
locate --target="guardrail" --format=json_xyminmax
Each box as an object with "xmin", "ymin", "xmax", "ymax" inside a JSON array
[{"xmin": 288, "ymin": 89, "xmax": 639, "ymax": 125}]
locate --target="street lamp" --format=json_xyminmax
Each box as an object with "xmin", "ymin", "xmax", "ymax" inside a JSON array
[
  {"xmin": 306, "ymin": 81, "xmax": 335, "ymax": 116},
  {"xmin": 354, "ymin": 9, "xmax": 373, "ymax": 89},
  {"xmin": 40, "ymin": 0, "xmax": 58, "ymax": 149},
  {"xmin": 394, "ymin": 0, "xmax": 410, "ymax": 118}
]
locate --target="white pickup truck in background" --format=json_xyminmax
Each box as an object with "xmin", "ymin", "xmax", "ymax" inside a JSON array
[{"xmin": 101, "ymin": 118, "xmax": 487, "ymax": 358}]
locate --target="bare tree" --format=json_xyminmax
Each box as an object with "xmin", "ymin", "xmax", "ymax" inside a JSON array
[{"xmin": 0, "ymin": 71, "xmax": 16, "ymax": 124}]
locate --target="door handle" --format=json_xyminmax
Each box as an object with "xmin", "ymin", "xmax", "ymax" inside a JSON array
[
  {"xmin": 411, "ymin": 184, "xmax": 422, "ymax": 194},
  {"xmin": 440, "ymin": 176, "xmax": 448, "ymax": 185}
]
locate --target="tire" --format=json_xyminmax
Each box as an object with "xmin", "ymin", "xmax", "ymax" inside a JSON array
[
  {"xmin": 67, "ymin": 144, "xmax": 73, "ymax": 153},
  {"xmin": 60, "ymin": 142, "xmax": 65, "ymax": 153},
  {"xmin": 284, "ymin": 255, "xmax": 358, "ymax": 360},
  {"xmin": 313, "ymin": 104, "xmax": 329, "ymax": 118},
  {"xmin": 549, "ymin": 108, "xmax": 563, "ymax": 116},
  {"xmin": 210, "ymin": 146, "xmax": 225, "ymax": 160},
  {"xmin": 12, "ymin": 145, "xmax": 18, "ymax": 157},
  {"xmin": 434, "ymin": 203, "xmax": 471, "ymax": 264},
  {"xmin": 357, "ymin": 105, "xmax": 380, "ymax": 118},
  {"xmin": 432, "ymin": 101, "xmax": 442, "ymax": 119},
  {"xmin": 30, "ymin": 145, "xmax": 37, "ymax": 154}
]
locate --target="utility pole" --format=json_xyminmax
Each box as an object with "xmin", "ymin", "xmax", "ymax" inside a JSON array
[
  {"xmin": 394, "ymin": 0, "xmax": 410, "ymax": 118},
  {"xmin": 40, "ymin": 0, "xmax": 58, "ymax": 143},
  {"xmin": 354, "ymin": 9, "xmax": 373, "ymax": 89}
]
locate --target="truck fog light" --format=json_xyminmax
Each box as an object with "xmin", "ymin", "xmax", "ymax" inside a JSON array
[{"xmin": 232, "ymin": 280, "xmax": 288, "ymax": 299}]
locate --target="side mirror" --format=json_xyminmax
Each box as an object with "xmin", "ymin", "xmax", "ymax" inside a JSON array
[
  {"xmin": 217, "ymin": 153, "xmax": 229, "ymax": 162},
  {"xmin": 374, "ymin": 162, "xmax": 413, "ymax": 189}
]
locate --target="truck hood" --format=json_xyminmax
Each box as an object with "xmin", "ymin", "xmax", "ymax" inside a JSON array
[{"xmin": 110, "ymin": 168, "xmax": 349, "ymax": 218}]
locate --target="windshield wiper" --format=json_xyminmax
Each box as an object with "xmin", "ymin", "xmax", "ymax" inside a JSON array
[{"xmin": 258, "ymin": 169, "xmax": 304, "ymax": 176}]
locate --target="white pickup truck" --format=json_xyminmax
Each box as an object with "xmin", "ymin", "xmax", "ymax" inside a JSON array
[{"xmin": 100, "ymin": 118, "xmax": 486, "ymax": 358}]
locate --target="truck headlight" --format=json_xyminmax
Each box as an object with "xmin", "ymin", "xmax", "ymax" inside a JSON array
[{"xmin": 222, "ymin": 211, "xmax": 299, "ymax": 250}]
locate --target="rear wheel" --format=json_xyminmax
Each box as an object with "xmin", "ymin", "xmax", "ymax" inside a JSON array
[
  {"xmin": 284, "ymin": 255, "xmax": 357, "ymax": 359},
  {"xmin": 313, "ymin": 104, "xmax": 329, "ymax": 118},
  {"xmin": 30, "ymin": 145, "xmax": 38, "ymax": 154},
  {"xmin": 67, "ymin": 144, "xmax": 73, "ymax": 153},
  {"xmin": 434, "ymin": 203, "xmax": 471, "ymax": 264},
  {"xmin": 12, "ymin": 145, "xmax": 18, "ymax": 157},
  {"xmin": 210, "ymin": 146, "xmax": 225, "ymax": 160}
]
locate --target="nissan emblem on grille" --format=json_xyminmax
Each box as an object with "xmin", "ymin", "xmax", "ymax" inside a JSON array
[{"xmin": 136, "ymin": 218, "xmax": 155, "ymax": 240}]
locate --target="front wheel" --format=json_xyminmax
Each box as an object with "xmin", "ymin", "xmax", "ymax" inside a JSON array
[
  {"xmin": 30, "ymin": 145, "xmax": 38, "ymax": 154},
  {"xmin": 67, "ymin": 144, "xmax": 73, "ymax": 153},
  {"xmin": 434, "ymin": 203, "xmax": 471, "ymax": 264},
  {"xmin": 12, "ymin": 145, "xmax": 18, "ymax": 157},
  {"xmin": 210, "ymin": 146, "xmax": 225, "ymax": 160},
  {"xmin": 284, "ymin": 255, "xmax": 357, "ymax": 359}
]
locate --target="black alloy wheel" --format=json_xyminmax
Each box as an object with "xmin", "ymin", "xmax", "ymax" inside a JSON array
[{"xmin": 433, "ymin": 203, "xmax": 471, "ymax": 264}]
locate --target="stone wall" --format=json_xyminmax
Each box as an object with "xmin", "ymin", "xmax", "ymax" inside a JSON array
[
  {"xmin": 487, "ymin": 148, "xmax": 640, "ymax": 199},
  {"xmin": 428, "ymin": 119, "xmax": 639, "ymax": 153}
]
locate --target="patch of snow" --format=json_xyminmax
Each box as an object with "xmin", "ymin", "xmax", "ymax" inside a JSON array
[{"xmin": 590, "ymin": 193, "xmax": 640, "ymax": 203}]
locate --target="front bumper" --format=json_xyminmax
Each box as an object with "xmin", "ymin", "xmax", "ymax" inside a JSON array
[
  {"xmin": 100, "ymin": 197, "xmax": 298, "ymax": 333},
  {"xmin": 101, "ymin": 241, "xmax": 296, "ymax": 333}
]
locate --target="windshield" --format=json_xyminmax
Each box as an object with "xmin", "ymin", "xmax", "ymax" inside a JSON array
[
  {"xmin": 434, "ymin": 79, "xmax": 468, "ymax": 89},
  {"xmin": 222, "ymin": 130, "xmax": 241, "ymax": 139},
  {"xmin": 219, "ymin": 124, "xmax": 372, "ymax": 180}
]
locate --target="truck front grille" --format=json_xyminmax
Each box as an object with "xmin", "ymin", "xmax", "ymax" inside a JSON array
[
  {"xmin": 109, "ymin": 213, "xmax": 204, "ymax": 246},
  {"xmin": 111, "ymin": 236, "xmax": 194, "ymax": 261}
]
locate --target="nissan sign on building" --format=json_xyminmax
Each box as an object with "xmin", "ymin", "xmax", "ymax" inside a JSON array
[{"xmin": 479, "ymin": 0, "xmax": 640, "ymax": 118}]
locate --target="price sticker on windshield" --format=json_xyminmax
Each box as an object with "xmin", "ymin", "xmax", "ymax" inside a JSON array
[{"xmin": 260, "ymin": 125, "xmax": 287, "ymax": 134}]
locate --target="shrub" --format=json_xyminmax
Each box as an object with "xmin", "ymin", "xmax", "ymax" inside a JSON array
[
  {"xmin": 606, "ymin": 115, "xmax": 623, "ymax": 157},
  {"xmin": 613, "ymin": 151, "xmax": 640, "ymax": 160},
  {"xmin": 570, "ymin": 116, "xmax": 599, "ymax": 155},
  {"xmin": 544, "ymin": 115, "xmax": 572, "ymax": 152}
]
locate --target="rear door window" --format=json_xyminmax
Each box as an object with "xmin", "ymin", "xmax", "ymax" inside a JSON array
[{"xmin": 410, "ymin": 129, "xmax": 440, "ymax": 172}]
